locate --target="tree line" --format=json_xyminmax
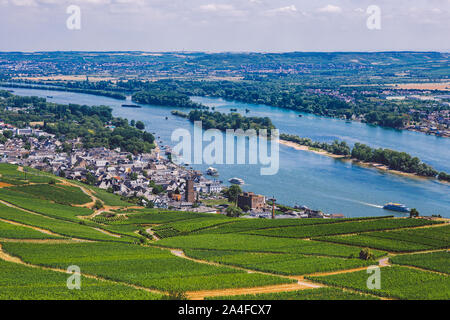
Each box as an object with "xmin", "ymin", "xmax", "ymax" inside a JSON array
[
  {"xmin": 186, "ymin": 110, "xmax": 275, "ymax": 133},
  {"xmin": 280, "ymin": 133, "xmax": 447, "ymax": 179}
]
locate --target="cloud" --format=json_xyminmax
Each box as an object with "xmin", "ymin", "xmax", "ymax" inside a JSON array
[
  {"xmin": 197, "ymin": 3, "xmax": 245, "ymax": 17},
  {"xmin": 317, "ymin": 4, "xmax": 342, "ymax": 13},
  {"xmin": 199, "ymin": 4, "xmax": 235, "ymax": 12},
  {"xmin": 10, "ymin": 0, "xmax": 37, "ymax": 6},
  {"xmin": 264, "ymin": 5, "xmax": 298, "ymax": 16}
]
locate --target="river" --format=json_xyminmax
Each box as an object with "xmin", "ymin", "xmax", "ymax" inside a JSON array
[{"xmin": 2, "ymin": 86, "xmax": 449, "ymax": 218}]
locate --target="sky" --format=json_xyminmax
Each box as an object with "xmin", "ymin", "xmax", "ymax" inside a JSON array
[{"xmin": 0, "ymin": 0, "xmax": 449, "ymax": 52}]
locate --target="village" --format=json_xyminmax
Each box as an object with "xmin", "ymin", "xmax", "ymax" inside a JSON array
[{"xmin": 0, "ymin": 121, "xmax": 339, "ymax": 220}]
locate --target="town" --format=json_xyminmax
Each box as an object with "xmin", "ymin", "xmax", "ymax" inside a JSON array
[{"xmin": 0, "ymin": 121, "xmax": 340, "ymax": 219}]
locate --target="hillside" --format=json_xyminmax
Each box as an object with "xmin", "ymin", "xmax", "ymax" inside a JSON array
[{"xmin": 0, "ymin": 164, "xmax": 448, "ymax": 300}]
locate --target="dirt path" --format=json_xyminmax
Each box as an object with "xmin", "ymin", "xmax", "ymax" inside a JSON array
[
  {"xmin": 146, "ymin": 227, "xmax": 160, "ymax": 241},
  {"xmin": 0, "ymin": 217, "xmax": 62, "ymax": 237},
  {"xmin": 59, "ymin": 179, "xmax": 101, "ymax": 209},
  {"xmin": 186, "ymin": 283, "xmax": 319, "ymax": 300},
  {"xmin": 0, "ymin": 198, "xmax": 119, "ymax": 240},
  {"xmin": 170, "ymin": 249, "xmax": 324, "ymax": 300},
  {"xmin": 0, "ymin": 243, "xmax": 164, "ymax": 296},
  {"xmin": 93, "ymin": 227, "xmax": 121, "ymax": 238}
]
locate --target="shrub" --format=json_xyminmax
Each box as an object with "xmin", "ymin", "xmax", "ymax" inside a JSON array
[{"xmin": 359, "ymin": 248, "xmax": 375, "ymax": 260}]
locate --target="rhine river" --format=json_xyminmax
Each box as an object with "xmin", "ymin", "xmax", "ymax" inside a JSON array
[{"xmin": 2, "ymin": 87, "xmax": 449, "ymax": 218}]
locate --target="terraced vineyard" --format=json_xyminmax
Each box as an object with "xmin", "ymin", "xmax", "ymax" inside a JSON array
[
  {"xmin": 316, "ymin": 224, "xmax": 450, "ymax": 252},
  {"xmin": 306, "ymin": 266, "xmax": 450, "ymax": 300},
  {"xmin": 0, "ymin": 164, "xmax": 448, "ymax": 300}
]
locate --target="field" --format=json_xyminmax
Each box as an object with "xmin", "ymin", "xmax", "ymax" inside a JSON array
[
  {"xmin": 306, "ymin": 266, "xmax": 450, "ymax": 300},
  {"xmin": 0, "ymin": 164, "xmax": 448, "ymax": 300},
  {"xmin": 0, "ymin": 220, "xmax": 60, "ymax": 240},
  {"xmin": 317, "ymin": 224, "xmax": 450, "ymax": 252},
  {"xmin": 245, "ymin": 218, "xmax": 439, "ymax": 239},
  {"xmin": 0, "ymin": 203, "xmax": 133, "ymax": 242},
  {"xmin": 157, "ymin": 233, "xmax": 386, "ymax": 258},
  {"xmin": 184, "ymin": 249, "xmax": 374, "ymax": 275},
  {"xmin": 6, "ymin": 184, "xmax": 92, "ymax": 206},
  {"xmin": 390, "ymin": 251, "xmax": 450, "ymax": 274},
  {"xmin": 205, "ymin": 287, "xmax": 379, "ymax": 300},
  {"xmin": 0, "ymin": 259, "xmax": 163, "ymax": 300},
  {"xmin": 2, "ymin": 242, "xmax": 293, "ymax": 292},
  {"xmin": 0, "ymin": 188, "xmax": 93, "ymax": 221}
]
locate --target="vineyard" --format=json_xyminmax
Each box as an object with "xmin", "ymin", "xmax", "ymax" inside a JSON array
[{"xmin": 0, "ymin": 164, "xmax": 448, "ymax": 300}]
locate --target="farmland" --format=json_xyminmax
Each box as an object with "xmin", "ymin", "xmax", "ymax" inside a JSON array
[
  {"xmin": 316, "ymin": 224, "xmax": 450, "ymax": 252},
  {"xmin": 6, "ymin": 184, "xmax": 92, "ymax": 206},
  {"xmin": 184, "ymin": 249, "xmax": 375, "ymax": 275},
  {"xmin": 0, "ymin": 259, "xmax": 163, "ymax": 300},
  {"xmin": 0, "ymin": 164, "xmax": 449, "ymax": 300},
  {"xmin": 0, "ymin": 220, "xmax": 60, "ymax": 240},
  {"xmin": 2, "ymin": 242, "xmax": 293, "ymax": 292},
  {"xmin": 245, "ymin": 218, "xmax": 440, "ymax": 239},
  {"xmin": 306, "ymin": 266, "xmax": 450, "ymax": 300},
  {"xmin": 205, "ymin": 287, "xmax": 379, "ymax": 300},
  {"xmin": 390, "ymin": 251, "xmax": 450, "ymax": 274}
]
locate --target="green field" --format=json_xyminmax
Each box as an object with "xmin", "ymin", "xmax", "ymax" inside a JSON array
[
  {"xmin": 0, "ymin": 220, "xmax": 60, "ymax": 240},
  {"xmin": 193, "ymin": 216, "xmax": 392, "ymax": 235},
  {"xmin": 206, "ymin": 287, "xmax": 379, "ymax": 300},
  {"xmin": 390, "ymin": 251, "xmax": 450, "ymax": 274},
  {"xmin": 184, "ymin": 249, "xmax": 374, "ymax": 275},
  {"xmin": 307, "ymin": 266, "xmax": 450, "ymax": 300},
  {"xmin": 2, "ymin": 242, "xmax": 292, "ymax": 292},
  {"xmin": 6, "ymin": 184, "xmax": 92, "ymax": 206},
  {"xmin": 0, "ymin": 204, "xmax": 131, "ymax": 242},
  {"xmin": 0, "ymin": 164, "xmax": 448, "ymax": 300},
  {"xmin": 156, "ymin": 233, "xmax": 386, "ymax": 258},
  {"xmin": 0, "ymin": 259, "xmax": 163, "ymax": 300},
  {"xmin": 317, "ymin": 224, "xmax": 450, "ymax": 252},
  {"xmin": 0, "ymin": 188, "xmax": 93, "ymax": 221},
  {"xmin": 246, "ymin": 218, "xmax": 440, "ymax": 239},
  {"xmin": 0, "ymin": 164, "xmax": 54, "ymax": 185}
]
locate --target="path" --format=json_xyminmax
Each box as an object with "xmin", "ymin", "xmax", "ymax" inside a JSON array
[
  {"xmin": 186, "ymin": 283, "xmax": 319, "ymax": 300},
  {"xmin": 0, "ymin": 217, "xmax": 62, "ymax": 237}
]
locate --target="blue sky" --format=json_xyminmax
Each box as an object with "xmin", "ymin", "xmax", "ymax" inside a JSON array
[{"xmin": 1, "ymin": 0, "xmax": 449, "ymax": 52}]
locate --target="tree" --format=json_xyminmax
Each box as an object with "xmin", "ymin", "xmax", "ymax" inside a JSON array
[
  {"xmin": 224, "ymin": 185, "xmax": 242, "ymax": 204},
  {"xmin": 135, "ymin": 121, "xmax": 145, "ymax": 130},
  {"xmin": 410, "ymin": 208, "xmax": 420, "ymax": 218},
  {"xmin": 130, "ymin": 172, "xmax": 138, "ymax": 180},
  {"xmin": 3, "ymin": 130, "xmax": 13, "ymax": 139},
  {"xmin": 226, "ymin": 205, "xmax": 242, "ymax": 217},
  {"xmin": 93, "ymin": 200, "xmax": 103, "ymax": 210},
  {"xmin": 359, "ymin": 248, "xmax": 375, "ymax": 260},
  {"xmin": 85, "ymin": 172, "xmax": 96, "ymax": 186}
]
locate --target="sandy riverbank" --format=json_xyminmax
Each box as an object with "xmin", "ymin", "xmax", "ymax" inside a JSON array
[{"xmin": 278, "ymin": 139, "xmax": 434, "ymax": 181}]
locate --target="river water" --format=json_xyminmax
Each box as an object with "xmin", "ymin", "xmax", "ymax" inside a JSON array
[{"xmin": 2, "ymin": 87, "xmax": 449, "ymax": 218}]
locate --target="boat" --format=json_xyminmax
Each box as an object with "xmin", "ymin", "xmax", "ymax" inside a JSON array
[
  {"xmin": 383, "ymin": 203, "xmax": 410, "ymax": 213},
  {"xmin": 47, "ymin": 95, "xmax": 53, "ymax": 98},
  {"xmin": 298, "ymin": 114, "xmax": 303, "ymax": 117},
  {"xmin": 121, "ymin": 104, "xmax": 142, "ymax": 108},
  {"xmin": 228, "ymin": 177, "xmax": 244, "ymax": 185},
  {"xmin": 206, "ymin": 167, "xmax": 219, "ymax": 176}
]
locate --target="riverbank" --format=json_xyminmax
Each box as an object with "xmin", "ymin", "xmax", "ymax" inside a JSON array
[{"xmin": 279, "ymin": 139, "xmax": 435, "ymax": 181}]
